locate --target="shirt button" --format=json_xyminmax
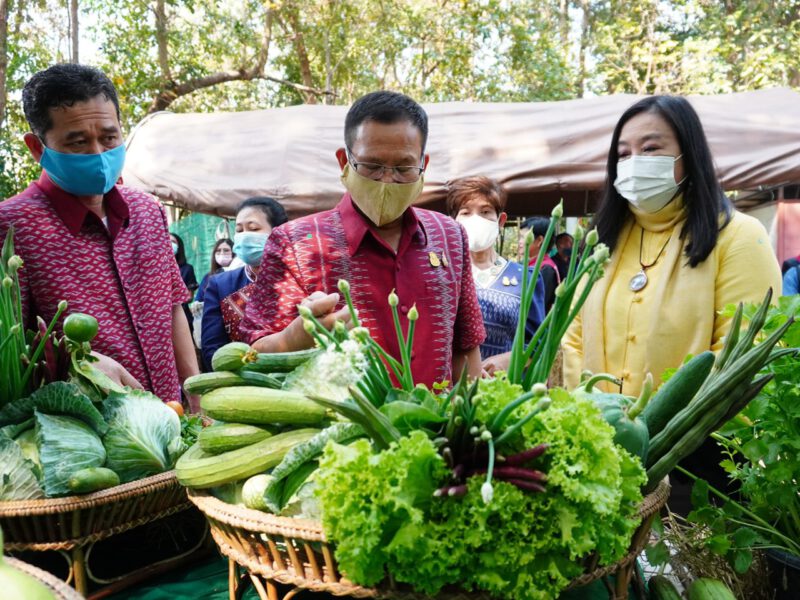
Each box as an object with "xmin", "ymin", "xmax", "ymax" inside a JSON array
[
  {"xmin": 400, "ymin": 305, "xmax": 409, "ymax": 314},
  {"xmin": 621, "ymin": 370, "xmax": 631, "ymax": 379},
  {"xmin": 627, "ymin": 333, "xmax": 636, "ymax": 342},
  {"xmin": 632, "ymin": 294, "xmax": 642, "ymax": 303}
]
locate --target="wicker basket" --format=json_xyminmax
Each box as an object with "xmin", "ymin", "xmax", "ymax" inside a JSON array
[
  {"xmin": 188, "ymin": 479, "xmax": 670, "ymax": 600},
  {"xmin": 6, "ymin": 555, "xmax": 85, "ymax": 600},
  {"xmin": 0, "ymin": 470, "xmax": 196, "ymax": 597}
]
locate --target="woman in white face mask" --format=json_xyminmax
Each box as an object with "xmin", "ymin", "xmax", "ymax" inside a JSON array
[
  {"xmin": 562, "ymin": 95, "xmax": 782, "ymax": 513},
  {"xmin": 447, "ymin": 176, "xmax": 545, "ymax": 376}
]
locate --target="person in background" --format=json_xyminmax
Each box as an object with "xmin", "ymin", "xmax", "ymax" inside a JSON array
[
  {"xmin": 561, "ymin": 95, "xmax": 781, "ymax": 513},
  {"xmin": 519, "ymin": 216, "xmax": 560, "ymax": 313},
  {"xmin": 782, "ymin": 260, "xmax": 800, "ymax": 295},
  {"xmin": 446, "ymin": 176, "xmax": 544, "ymax": 376},
  {"xmin": 240, "ymin": 91, "xmax": 485, "ymax": 385},
  {"xmin": 200, "ymin": 197, "xmax": 287, "ymax": 370},
  {"xmin": 0, "ymin": 63, "xmax": 198, "ymax": 406},
  {"xmin": 551, "ymin": 232, "xmax": 573, "ymax": 281},
  {"xmin": 170, "ymin": 232, "xmax": 198, "ymax": 337},
  {"xmin": 196, "ymin": 238, "xmax": 234, "ymax": 302}
]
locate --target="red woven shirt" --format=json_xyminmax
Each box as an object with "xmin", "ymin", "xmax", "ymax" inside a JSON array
[
  {"xmin": 240, "ymin": 194, "xmax": 486, "ymax": 387},
  {"xmin": 0, "ymin": 173, "xmax": 189, "ymax": 402}
]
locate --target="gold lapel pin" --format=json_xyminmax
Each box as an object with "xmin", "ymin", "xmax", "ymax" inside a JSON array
[
  {"xmin": 502, "ymin": 276, "xmax": 511, "ymax": 286},
  {"xmin": 441, "ymin": 254, "xmax": 448, "ymax": 267},
  {"xmin": 429, "ymin": 252, "xmax": 441, "ymax": 267}
]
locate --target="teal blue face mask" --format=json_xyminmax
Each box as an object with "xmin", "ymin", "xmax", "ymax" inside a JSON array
[
  {"xmin": 39, "ymin": 143, "xmax": 126, "ymax": 196},
  {"xmin": 233, "ymin": 232, "xmax": 269, "ymax": 266}
]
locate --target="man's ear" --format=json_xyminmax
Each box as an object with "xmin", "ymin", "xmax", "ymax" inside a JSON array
[
  {"xmin": 335, "ymin": 147, "xmax": 348, "ymax": 171},
  {"xmin": 498, "ymin": 212, "xmax": 507, "ymax": 228},
  {"xmin": 23, "ymin": 133, "xmax": 44, "ymax": 162}
]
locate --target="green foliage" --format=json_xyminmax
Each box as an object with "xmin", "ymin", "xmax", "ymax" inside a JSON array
[
  {"xmin": 315, "ymin": 390, "xmax": 646, "ymax": 599},
  {"xmin": 687, "ymin": 296, "xmax": 800, "ymax": 569}
]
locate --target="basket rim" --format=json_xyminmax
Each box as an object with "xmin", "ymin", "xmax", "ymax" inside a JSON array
[
  {"xmin": 188, "ymin": 478, "xmax": 670, "ymax": 543},
  {"xmin": 0, "ymin": 470, "xmax": 179, "ymax": 516},
  {"xmin": 6, "ymin": 555, "xmax": 85, "ymax": 600}
]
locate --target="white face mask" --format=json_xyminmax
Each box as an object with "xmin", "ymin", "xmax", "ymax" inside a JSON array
[
  {"xmin": 456, "ymin": 214, "xmax": 500, "ymax": 252},
  {"xmin": 614, "ymin": 154, "xmax": 685, "ymax": 213}
]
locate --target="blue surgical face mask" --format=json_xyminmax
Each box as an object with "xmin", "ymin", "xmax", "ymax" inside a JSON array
[
  {"xmin": 233, "ymin": 231, "xmax": 269, "ymax": 266},
  {"xmin": 39, "ymin": 143, "xmax": 126, "ymax": 196},
  {"xmin": 171, "ymin": 242, "xmax": 179, "ymax": 255}
]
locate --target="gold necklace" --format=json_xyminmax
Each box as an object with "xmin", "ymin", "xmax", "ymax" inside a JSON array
[{"xmin": 629, "ymin": 229, "xmax": 671, "ymax": 292}]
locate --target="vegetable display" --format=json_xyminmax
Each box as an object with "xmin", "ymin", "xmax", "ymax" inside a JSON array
[{"xmin": 171, "ymin": 202, "xmax": 794, "ymax": 599}]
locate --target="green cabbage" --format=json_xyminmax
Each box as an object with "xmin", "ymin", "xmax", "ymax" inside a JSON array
[
  {"xmin": 0, "ymin": 437, "xmax": 43, "ymax": 500},
  {"xmin": 35, "ymin": 411, "xmax": 106, "ymax": 497},
  {"xmin": 0, "ymin": 381, "xmax": 107, "ymax": 435},
  {"xmin": 101, "ymin": 390, "xmax": 182, "ymax": 483}
]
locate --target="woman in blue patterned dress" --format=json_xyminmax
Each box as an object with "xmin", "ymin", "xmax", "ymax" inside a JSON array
[{"xmin": 447, "ymin": 176, "xmax": 545, "ymax": 375}]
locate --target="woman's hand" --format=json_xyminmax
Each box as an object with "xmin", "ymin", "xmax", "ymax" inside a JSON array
[{"xmin": 91, "ymin": 352, "xmax": 144, "ymax": 389}]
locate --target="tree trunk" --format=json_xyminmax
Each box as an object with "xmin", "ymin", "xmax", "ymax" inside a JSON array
[
  {"xmin": 70, "ymin": 0, "xmax": 79, "ymax": 63},
  {"xmin": 0, "ymin": 0, "xmax": 8, "ymax": 129},
  {"xmin": 575, "ymin": 0, "xmax": 590, "ymax": 98},
  {"xmin": 154, "ymin": 0, "xmax": 171, "ymax": 82},
  {"xmin": 284, "ymin": 9, "xmax": 317, "ymax": 104}
]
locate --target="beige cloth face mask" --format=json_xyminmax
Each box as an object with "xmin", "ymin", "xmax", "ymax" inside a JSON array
[{"xmin": 341, "ymin": 163, "xmax": 425, "ymax": 226}]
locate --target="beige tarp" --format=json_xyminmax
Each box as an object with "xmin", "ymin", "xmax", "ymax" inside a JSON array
[{"xmin": 123, "ymin": 88, "xmax": 800, "ymax": 218}]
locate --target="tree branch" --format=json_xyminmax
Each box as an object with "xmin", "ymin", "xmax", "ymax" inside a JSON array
[
  {"xmin": 0, "ymin": 0, "xmax": 8, "ymax": 129},
  {"xmin": 154, "ymin": 0, "xmax": 171, "ymax": 83}
]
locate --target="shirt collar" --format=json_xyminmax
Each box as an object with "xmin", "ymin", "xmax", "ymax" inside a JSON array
[
  {"xmin": 337, "ymin": 193, "xmax": 426, "ymax": 256},
  {"xmin": 35, "ymin": 171, "xmax": 130, "ymax": 238}
]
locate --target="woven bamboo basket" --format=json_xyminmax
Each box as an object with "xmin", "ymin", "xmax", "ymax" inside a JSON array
[
  {"xmin": 0, "ymin": 470, "xmax": 195, "ymax": 596},
  {"xmin": 6, "ymin": 555, "xmax": 86, "ymax": 600},
  {"xmin": 188, "ymin": 478, "xmax": 670, "ymax": 600}
]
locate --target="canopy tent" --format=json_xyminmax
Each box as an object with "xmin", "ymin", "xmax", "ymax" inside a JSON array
[{"xmin": 123, "ymin": 88, "xmax": 800, "ymax": 218}]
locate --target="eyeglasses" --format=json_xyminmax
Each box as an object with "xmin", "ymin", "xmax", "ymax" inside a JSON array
[{"xmin": 346, "ymin": 148, "xmax": 424, "ymax": 183}]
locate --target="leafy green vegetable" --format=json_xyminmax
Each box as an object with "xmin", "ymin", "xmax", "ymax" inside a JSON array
[
  {"xmin": 283, "ymin": 341, "xmax": 367, "ymax": 402},
  {"xmin": 101, "ymin": 390, "xmax": 182, "ymax": 483},
  {"xmin": 316, "ymin": 431, "xmax": 448, "ymax": 586},
  {"xmin": 316, "ymin": 391, "xmax": 646, "ymax": 599},
  {"xmin": 0, "ymin": 381, "xmax": 107, "ymax": 435},
  {"xmin": 35, "ymin": 410, "xmax": 106, "ymax": 497},
  {"xmin": 14, "ymin": 428, "xmax": 41, "ymax": 478},
  {"xmin": 0, "ymin": 436, "xmax": 43, "ymax": 500}
]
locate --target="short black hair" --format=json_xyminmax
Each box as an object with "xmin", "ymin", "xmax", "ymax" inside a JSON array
[
  {"xmin": 344, "ymin": 91, "xmax": 428, "ymax": 153},
  {"xmin": 22, "ymin": 64, "xmax": 121, "ymax": 140},
  {"xmin": 555, "ymin": 232, "xmax": 573, "ymax": 244},
  {"xmin": 591, "ymin": 95, "xmax": 731, "ymax": 267},
  {"xmin": 521, "ymin": 216, "xmax": 550, "ymax": 238},
  {"xmin": 236, "ymin": 197, "xmax": 288, "ymax": 228}
]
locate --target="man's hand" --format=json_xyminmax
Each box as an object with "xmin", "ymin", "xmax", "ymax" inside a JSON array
[
  {"xmin": 92, "ymin": 352, "xmax": 144, "ymax": 389},
  {"xmin": 252, "ymin": 291, "xmax": 352, "ymax": 353},
  {"xmin": 481, "ymin": 351, "xmax": 511, "ymax": 377}
]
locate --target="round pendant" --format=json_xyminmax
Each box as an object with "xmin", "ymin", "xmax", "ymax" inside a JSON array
[{"xmin": 629, "ymin": 270, "xmax": 648, "ymax": 292}]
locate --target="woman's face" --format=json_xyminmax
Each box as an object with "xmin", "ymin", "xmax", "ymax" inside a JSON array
[
  {"xmin": 455, "ymin": 194, "xmax": 506, "ymax": 225},
  {"xmin": 617, "ymin": 111, "xmax": 685, "ymax": 184},
  {"xmin": 235, "ymin": 207, "xmax": 272, "ymax": 234},
  {"xmin": 214, "ymin": 242, "xmax": 233, "ymax": 267}
]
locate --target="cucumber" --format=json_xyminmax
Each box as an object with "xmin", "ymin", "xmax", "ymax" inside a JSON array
[
  {"xmin": 242, "ymin": 474, "xmax": 273, "ymax": 510},
  {"xmin": 67, "ymin": 467, "xmax": 120, "ymax": 494},
  {"xmin": 244, "ymin": 348, "xmax": 320, "ymax": 373},
  {"xmin": 648, "ymin": 574, "xmax": 681, "ymax": 600},
  {"xmin": 201, "ymin": 387, "xmax": 327, "ymax": 426},
  {"xmin": 175, "ymin": 428, "xmax": 319, "ymax": 489},
  {"xmin": 184, "ymin": 371, "xmax": 282, "ymax": 395},
  {"xmin": 211, "ymin": 342, "xmax": 257, "ymax": 372},
  {"xmin": 198, "ymin": 422, "xmax": 276, "ymax": 454},
  {"xmin": 687, "ymin": 577, "xmax": 735, "ymax": 600},
  {"xmin": 642, "ymin": 351, "xmax": 715, "ymax": 437}
]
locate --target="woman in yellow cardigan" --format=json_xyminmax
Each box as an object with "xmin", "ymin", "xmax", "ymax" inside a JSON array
[{"xmin": 563, "ymin": 95, "xmax": 781, "ymax": 397}]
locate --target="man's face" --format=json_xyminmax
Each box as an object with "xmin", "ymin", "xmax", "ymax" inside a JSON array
[
  {"xmin": 557, "ymin": 237, "xmax": 573, "ymax": 258},
  {"xmin": 336, "ymin": 119, "xmax": 428, "ymax": 183},
  {"xmin": 24, "ymin": 95, "xmax": 122, "ymax": 161}
]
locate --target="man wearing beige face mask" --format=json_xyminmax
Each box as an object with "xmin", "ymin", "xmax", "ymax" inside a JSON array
[{"xmin": 240, "ymin": 91, "xmax": 485, "ymax": 385}]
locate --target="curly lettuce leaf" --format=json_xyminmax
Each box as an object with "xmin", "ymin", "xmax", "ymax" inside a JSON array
[
  {"xmin": 316, "ymin": 431, "xmax": 448, "ymax": 586},
  {"xmin": 35, "ymin": 411, "xmax": 106, "ymax": 497},
  {"xmin": 101, "ymin": 390, "xmax": 182, "ymax": 483},
  {"xmin": 0, "ymin": 436, "xmax": 44, "ymax": 500}
]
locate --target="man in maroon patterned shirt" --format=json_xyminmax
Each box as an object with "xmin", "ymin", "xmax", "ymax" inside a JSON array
[
  {"xmin": 241, "ymin": 91, "xmax": 485, "ymax": 386},
  {"xmin": 0, "ymin": 64, "xmax": 199, "ymax": 406}
]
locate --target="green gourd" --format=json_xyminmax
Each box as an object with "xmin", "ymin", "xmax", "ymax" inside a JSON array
[
  {"xmin": 0, "ymin": 528, "xmax": 56, "ymax": 600},
  {"xmin": 687, "ymin": 577, "xmax": 736, "ymax": 600}
]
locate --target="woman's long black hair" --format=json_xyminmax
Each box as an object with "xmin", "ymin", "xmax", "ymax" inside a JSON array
[
  {"xmin": 591, "ymin": 95, "xmax": 732, "ymax": 267},
  {"xmin": 170, "ymin": 233, "xmax": 188, "ymax": 266}
]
